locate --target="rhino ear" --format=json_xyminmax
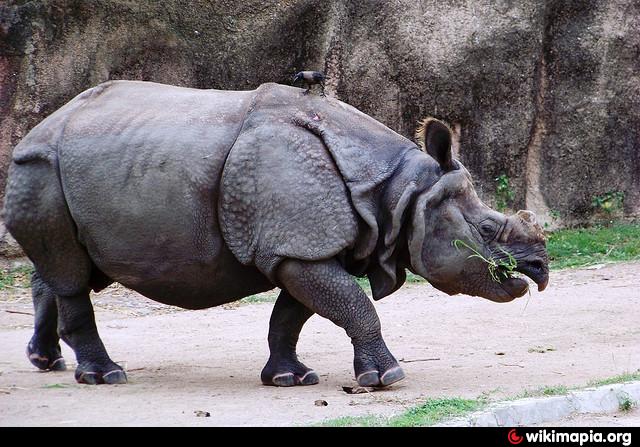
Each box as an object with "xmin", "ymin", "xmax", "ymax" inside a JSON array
[{"xmin": 415, "ymin": 118, "xmax": 456, "ymax": 172}]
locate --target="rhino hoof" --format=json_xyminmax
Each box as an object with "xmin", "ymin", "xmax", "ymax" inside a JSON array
[
  {"xmin": 27, "ymin": 343, "xmax": 67, "ymax": 371},
  {"xmin": 264, "ymin": 370, "xmax": 319, "ymax": 387},
  {"xmin": 357, "ymin": 366, "xmax": 405, "ymax": 388},
  {"xmin": 75, "ymin": 365, "xmax": 127, "ymax": 385},
  {"xmin": 261, "ymin": 356, "xmax": 319, "ymax": 387},
  {"xmin": 47, "ymin": 357, "xmax": 67, "ymax": 371}
]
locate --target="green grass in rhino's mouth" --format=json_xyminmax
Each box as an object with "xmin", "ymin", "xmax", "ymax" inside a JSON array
[{"xmin": 452, "ymin": 239, "xmax": 518, "ymax": 284}]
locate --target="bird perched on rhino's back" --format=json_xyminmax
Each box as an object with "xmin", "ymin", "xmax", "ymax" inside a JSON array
[{"xmin": 292, "ymin": 70, "xmax": 326, "ymax": 96}]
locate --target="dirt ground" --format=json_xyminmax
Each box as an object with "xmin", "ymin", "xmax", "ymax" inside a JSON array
[{"xmin": 0, "ymin": 261, "xmax": 639, "ymax": 426}]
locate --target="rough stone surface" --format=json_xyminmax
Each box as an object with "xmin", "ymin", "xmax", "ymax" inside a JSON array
[
  {"xmin": 0, "ymin": 221, "xmax": 23, "ymax": 258},
  {"xmin": 439, "ymin": 382, "xmax": 640, "ymax": 427},
  {"xmin": 0, "ymin": 0, "xmax": 638, "ymax": 252}
]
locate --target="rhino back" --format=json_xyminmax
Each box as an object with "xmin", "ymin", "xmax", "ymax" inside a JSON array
[{"xmin": 57, "ymin": 81, "xmax": 273, "ymax": 307}]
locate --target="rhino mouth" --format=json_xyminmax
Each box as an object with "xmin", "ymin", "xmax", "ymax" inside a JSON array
[{"xmin": 498, "ymin": 259, "xmax": 549, "ymax": 298}]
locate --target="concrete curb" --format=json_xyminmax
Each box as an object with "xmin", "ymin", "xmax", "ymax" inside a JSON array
[{"xmin": 436, "ymin": 381, "xmax": 640, "ymax": 427}]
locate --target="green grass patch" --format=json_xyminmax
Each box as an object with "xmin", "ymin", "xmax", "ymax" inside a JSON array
[
  {"xmin": 319, "ymin": 397, "xmax": 484, "ymax": 427},
  {"xmin": 239, "ymin": 292, "xmax": 278, "ymax": 304},
  {"xmin": 318, "ymin": 415, "xmax": 384, "ymax": 427},
  {"xmin": 405, "ymin": 272, "xmax": 425, "ymax": 283},
  {"xmin": 618, "ymin": 393, "xmax": 636, "ymax": 412},
  {"xmin": 42, "ymin": 383, "xmax": 71, "ymax": 389},
  {"xmin": 512, "ymin": 385, "xmax": 569, "ymax": 400},
  {"xmin": 546, "ymin": 223, "xmax": 640, "ymax": 270},
  {"xmin": 0, "ymin": 265, "xmax": 34, "ymax": 290},
  {"xmin": 355, "ymin": 271, "xmax": 426, "ymax": 292},
  {"xmin": 587, "ymin": 370, "xmax": 640, "ymax": 387},
  {"xmin": 387, "ymin": 397, "xmax": 484, "ymax": 427},
  {"xmin": 355, "ymin": 276, "xmax": 371, "ymax": 291}
]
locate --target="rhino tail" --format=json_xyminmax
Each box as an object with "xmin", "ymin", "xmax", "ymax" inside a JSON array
[{"xmin": 13, "ymin": 144, "xmax": 56, "ymax": 165}]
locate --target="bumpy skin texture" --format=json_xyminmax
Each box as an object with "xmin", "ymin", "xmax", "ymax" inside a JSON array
[
  {"xmin": 3, "ymin": 81, "xmax": 548, "ymax": 387},
  {"xmin": 277, "ymin": 259, "xmax": 404, "ymax": 387}
]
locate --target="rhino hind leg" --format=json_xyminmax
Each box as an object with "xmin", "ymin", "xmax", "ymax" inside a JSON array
[
  {"xmin": 56, "ymin": 290, "xmax": 126, "ymax": 384},
  {"xmin": 277, "ymin": 258, "xmax": 405, "ymax": 388},
  {"xmin": 29, "ymin": 272, "xmax": 125, "ymax": 384},
  {"xmin": 261, "ymin": 290, "xmax": 319, "ymax": 387},
  {"xmin": 5, "ymin": 157, "xmax": 123, "ymax": 384},
  {"xmin": 27, "ymin": 271, "xmax": 66, "ymax": 371}
]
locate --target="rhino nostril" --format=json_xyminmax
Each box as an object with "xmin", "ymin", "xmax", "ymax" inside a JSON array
[
  {"xmin": 517, "ymin": 259, "xmax": 547, "ymax": 276},
  {"xmin": 516, "ymin": 258, "xmax": 549, "ymax": 292},
  {"xmin": 526, "ymin": 259, "xmax": 545, "ymax": 272}
]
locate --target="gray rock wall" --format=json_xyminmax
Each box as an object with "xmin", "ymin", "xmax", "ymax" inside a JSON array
[{"xmin": 1, "ymin": 1, "xmax": 638, "ymax": 257}]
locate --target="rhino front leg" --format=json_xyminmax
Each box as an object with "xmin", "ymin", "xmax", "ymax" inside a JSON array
[
  {"xmin": 27, "ymin": 272, "xmax": 66, "ymax": 371},
  {"xmin": 261, "ymin": 290, "xmax": 319, "ymax": 386},
  {"xmin": 56, "ymin": 291, "xmax": 127, "ymax": 384},
  {"xmin": 278, "ymin": 259, "xmax": 405, "ymax": 387}
]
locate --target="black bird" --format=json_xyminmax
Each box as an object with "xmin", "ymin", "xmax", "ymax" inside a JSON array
[{"xmin": 292, "ymin": 71, "xmax": 326, "ymax": 96}]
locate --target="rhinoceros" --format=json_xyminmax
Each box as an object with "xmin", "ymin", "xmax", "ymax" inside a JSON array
[{"xmin": 3, "ymin": 81, "xmax": 549, "ymax": 387}]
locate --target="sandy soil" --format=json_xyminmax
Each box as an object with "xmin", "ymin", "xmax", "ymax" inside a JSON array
[{"xmin": 0, "ymin": 262, "xmax": 638, "ymax": 426}]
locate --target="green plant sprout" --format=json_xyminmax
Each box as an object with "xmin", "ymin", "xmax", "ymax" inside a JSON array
[
  {"xmin": 591, "ymin": 191, "xmax": 624, "ymax": 226},
  {"xmin": 452, "ymin": 239, "xmax": 517, "ymax": 283},
  {"xmin": 494, "ymin": 174, "xmax": 515, "ymax": 212},
  {"xmin": 617, "ymin": 392, "xmax": 636, "ymax": 413}
]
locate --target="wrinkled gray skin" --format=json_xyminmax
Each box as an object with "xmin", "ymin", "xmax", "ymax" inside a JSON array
[{"xmin": 3, "ymin": 81, "xmax": 549, "ymax": 387}]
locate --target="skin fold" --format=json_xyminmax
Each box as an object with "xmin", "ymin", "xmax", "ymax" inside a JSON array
[{"xmin": 3, "ymin": 81, "xmax": 549, "ymax": 387}]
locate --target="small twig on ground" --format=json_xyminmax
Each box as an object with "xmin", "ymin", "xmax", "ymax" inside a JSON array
[
  {"xmin": 499, "ymin": 363, "xmax": 525, "ymax": 368},
  {"xmin": 398, "ymin": 357, "xmax": 441, "ymax": 363},
  {"xmin": 4, "ymin": 310, "xmax": 33, "ymax": 316}
]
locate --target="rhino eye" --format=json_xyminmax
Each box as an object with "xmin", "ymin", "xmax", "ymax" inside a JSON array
[{"xmin": 478, "ymin": 219, "xmax": 498, "ymax": 239}]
